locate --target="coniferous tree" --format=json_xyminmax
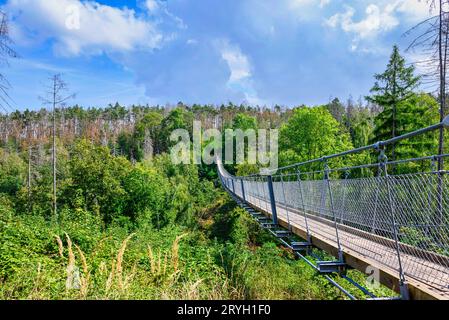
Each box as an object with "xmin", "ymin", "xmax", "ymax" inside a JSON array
[{"xmin": 367, "ymin": 45, "xmax": 421, "ymax": 162}]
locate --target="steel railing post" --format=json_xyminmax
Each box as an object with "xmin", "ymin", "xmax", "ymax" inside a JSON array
[
  {"xmin": 231, "ymin": 179, "xmax": 235, "ymax": 194},
  {"xmin": 267, "ymin": 175, "xmax": 278, "ymax": 225},
  {"xmin": 324, "ymin": 159, "xmax": 344, "ymax": 262},
  {"xmin": 340, "ymin": 170, "xmax": 349, "ymax": 224},
  {"xmin": 371, "ymin": 159, "xmax": 383, "ymax": 234},
  {"xmin": 241, "ymin": 179, "xmax": 246, "ymax": 202},
  {"xmin": 426, "ymin": 157, "xmax": 437, "ymax": 241},
  {"xmin": 280, "ymin": 174, "xmax": 292, "ymax": 231},
  {"xmin": 297, "ymin": 169, "xmax": 311, "ymax": 243},
  {"xmin": 380, "ymin": 147, "xmax": 409, "ymax": 300}
]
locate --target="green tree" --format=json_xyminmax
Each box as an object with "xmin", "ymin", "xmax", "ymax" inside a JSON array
[
  {"xmin": 0, "ymin": 149, "xmax": 26, "ymax": 197},
  {"xmin": 325, "ymin": 98, "xmax": 346, "ymax": 124},
  {"xmin": 348, "ymin": 108, "xmax": 374, "ymax": 148},
  {"xmin": 231, "ymin": 113, "xmax": 257, "ymax": 131},
  {"xmin": 225, "ymin": 113, "xmax": 258, "ymax": 175},
  {"xmin": 367, "ymin": 45, "xmax": 421, "ymax": 161},
  {"xmin": 279, "ymin": 107, "xmax": 354, "ymax": 170},
  {"xmin": 133, "ymin": 111, "xmax": 163, "ymax": 160},
  {"xmin": 393, "ymin": 93, "xmax": 440, "ymax": 172},
  {"xmin": 61, "ymin": 140, "xmax": 130, "ymax": 225},
  {"xmin": 159, "ymin": 108, "xmax": 193, "ymax": 153}
]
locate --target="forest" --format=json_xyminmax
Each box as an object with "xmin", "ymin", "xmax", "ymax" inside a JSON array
[{"xmin": 1, "ymin": 40, "xmax": 447, "ymax": 300}]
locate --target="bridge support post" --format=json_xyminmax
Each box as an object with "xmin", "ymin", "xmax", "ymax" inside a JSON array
[
  {"xmin": 371, "ymin": 167, "xmax": 382, "ymax": 234},
  {"xmin": 231, "ymin": 179, "xmax": 235, "ymax": 194},
  {"xmin": 340, "ymin": 171, "xmax": 349, "ymax": 224},
  {"xmin": 379, "ymin": 147, "xmax": 410, "ymax": 300},
  {"xmin": 240, "ymin": 179, "xmax": 246, "ymax": 202},
  {"xmin": 324, "ymin": 159, "xmax": 344, "ymax": 263},
  {"xmin": 280, "ymin": 175, "xmax": 292, "ymax": 231},
  {"xmin": 296, "ymin": 169, "xmax": 311, "ymax": 244},
  {"xmin": 267, "ymin": 175, "xmax": 278, "ymax": 225}
]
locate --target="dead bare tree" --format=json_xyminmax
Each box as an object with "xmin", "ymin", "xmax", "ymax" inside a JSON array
[
  {"xmin": 40, "ymin": 74, "xmax": 75, "ymax": 220},
  {"xmin": 0, "ymin": 11, "xmax": 18, "ymax": 114},
  {"xmin": 406, "ymin": 0, "xmax": 449, "ymax": 170}
]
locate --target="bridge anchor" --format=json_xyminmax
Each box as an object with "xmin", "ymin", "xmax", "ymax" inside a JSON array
[
  {"xmin": 261, "ymin": 222, "xmax": 278, "ymax": 229},
  {"xmin": 317, "ymin": 261, "xmax": 347, "ymax": 274},
  {"xmin": 257, "ymin": 217, "xmax": 273, "ymax": 223},
  {"xmin": 271, "ymin": 230, "xmax": 292, "ymax": 239},
  {"xmin": 290, "ymin": 242, "xmax": 312, "ymax": 254}
]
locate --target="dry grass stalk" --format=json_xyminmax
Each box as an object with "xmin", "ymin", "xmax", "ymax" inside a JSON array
[
  {"xmin": 116, "ymin": 233, "xmax": 135, "ymax": 291},
  {"xmin": 106, "ymin": 259, "xmax": 116, "ymax": 293},
  {"xmin": 157, "ymin": 248, "xmax": 162, "ymax": 276},
  {"xmin": 171, "ymin": 233, "xmax": 188, "ymax": 273},
  {"xmin": 122, "ymin": 263, "xmax": 137, "ymax": 298},
  {"xmin": 28, "ymin": 263, "xmax": 43, "ymax": 299},
  {"xmin": 162, "ymin": 251, "xmax": 168, "ymax": 276},
  {"xmin": 55, "ymin": 235, "xmax": 64, "ymax": 258},
  {"xmin": 75, "ymin": 244, "xmax": 89, "ymax": 299},
  {"xmin": 148, "ymin": 246, "xmax": 156, "ymax": 273},
  {"xmin": 187, "ymin": 279, "xmax": 203, "ymax": 300},
  {"xmin": 65, "ymin": 233, "xmax": 80, "ymax": 291},
  {"xmin": 146, "ymin": 233, "xmax": 188, "ymax": 286}
]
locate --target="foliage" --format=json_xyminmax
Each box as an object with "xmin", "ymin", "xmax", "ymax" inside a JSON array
[
  {"xmin": 0, "ymin": 52, "xmax": 442, "ymax": 299},
  {"xmin": 367, "ymin": 45, "xmax": 420, "ymax": 109},
  {"xmin": 0, "ymin": 149, "xmax": 26, "ymax": 196},
  {"xmin": 279, "ymin": 106, "xmax": 355, "ymax": 170}
]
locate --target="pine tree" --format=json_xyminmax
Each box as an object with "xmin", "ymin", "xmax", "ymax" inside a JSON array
[{"xmin": 367, "ymin": 45, "xmax": 421, "ymax": 162}]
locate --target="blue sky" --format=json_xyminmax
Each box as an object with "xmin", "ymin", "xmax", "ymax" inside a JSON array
[{"xmin": 0, "ymin": 0, "xmax": 433, "ymax": 111}]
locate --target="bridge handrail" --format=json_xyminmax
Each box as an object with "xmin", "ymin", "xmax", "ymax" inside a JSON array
[
  {"xmin": 217, "ymin": 114, "xmax": 449, "ymax": 299},
  {"xmin": 239, "ymin": 115, "xmax": 449, "ymax": 177}
]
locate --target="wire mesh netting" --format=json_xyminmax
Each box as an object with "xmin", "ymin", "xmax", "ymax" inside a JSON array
[{"xmin": 219, "ymin": 165, "xmax": 449, "ymax": 292}]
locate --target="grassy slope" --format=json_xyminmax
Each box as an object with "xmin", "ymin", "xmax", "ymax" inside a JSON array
[{"xmin": 0, "ymin": 190, "xmax": 396, "ymax": 300}]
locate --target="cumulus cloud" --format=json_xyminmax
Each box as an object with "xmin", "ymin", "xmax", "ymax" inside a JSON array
[
  {"xmin": 325, "ymin": 0, "xmax": 433, "ymax": 50},
  {"xmin": 218, "ymin": 40, "xmax": 262, "ymax": 105},
  {"xmin": 396, "ymin": 0, "xmax": 433, "ymax": 22},
  {"xmin": 2, "ymin": 0, "xmax": 435, "ymax": 107},
  {"xmin": 220, "ymin": 41, "xmax": 252, "ymax": 83},
  {"xmin": 326, "ymin": 3, "xmax": 399, "ymax": 40},
  {"xmin": 3, "ymin": 0, "xmax": 163, "ymax": 56}
]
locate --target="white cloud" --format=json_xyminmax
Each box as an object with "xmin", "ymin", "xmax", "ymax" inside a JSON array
[
  {"xmin": 324, "ymin": 1, "xmax": 434, "ymax": 51},
  {"xmin": 326, "ymin": 4, "xmax": 399, "ymax": 40},
  {"xmin": 396, "ymin": 0, "xmax": 433, "ymax": 22},
  {"xmin": 220, "ymin": 42, "xmax": 252, "ymax": 83},
  {"xmin": 145, "ymin": 0, "xmax": 159, "ymax": 12},
  {"xmin": 3, "ymin": 0, "xmax": 163, "ymax": 56},
  {"xmin": 218, "ymin": 40, "xmax": 263, "ymax": 105},
  {"xmin": 320, "ymin": 0, "xmax": 331, "ymax": 8},
  {"xmin": 289, "ymin": 0, "xmax": 331, "ymax": 8},
  {"xmin": 186, "ymin": 39, "xmax": 198, "ymax": 45}
]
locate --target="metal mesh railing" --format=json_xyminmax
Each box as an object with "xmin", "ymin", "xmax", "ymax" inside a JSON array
[{"xmin": 218, "ymin": 117, "xmax": 449, "ymax": 294}]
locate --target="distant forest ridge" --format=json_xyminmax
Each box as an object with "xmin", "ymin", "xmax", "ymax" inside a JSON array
[{"xmin": 0, "ymin": 99, "xmax": 381, "ymax": 149}]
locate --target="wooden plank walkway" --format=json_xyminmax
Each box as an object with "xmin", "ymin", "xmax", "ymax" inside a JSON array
[{"xmin": 244, "ymin": 193, "xmax": 449, "ymax": 300}]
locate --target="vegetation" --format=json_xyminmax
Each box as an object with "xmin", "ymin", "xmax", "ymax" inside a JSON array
[
  {"xmin": 0, "ymin": 141, "xmax": 395, "ymax": 300},
  {"xmin": 0, "ymin": 45, "xmax": 446, "ymax": 301}
]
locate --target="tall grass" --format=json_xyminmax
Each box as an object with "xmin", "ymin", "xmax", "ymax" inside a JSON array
[{"xmin": 44, "ymin": 231, "xmax": 242, "ymax": 300}]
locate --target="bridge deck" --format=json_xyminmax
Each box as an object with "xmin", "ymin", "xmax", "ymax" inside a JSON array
[{"xmin": 244, "ymin": 193, "xmax": 449, "ymax": 300}]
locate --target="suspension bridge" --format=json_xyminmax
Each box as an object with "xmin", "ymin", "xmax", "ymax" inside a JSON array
[{"xmin": 218, "ymin": 116, "xmax": 449, "ymax": 300}]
